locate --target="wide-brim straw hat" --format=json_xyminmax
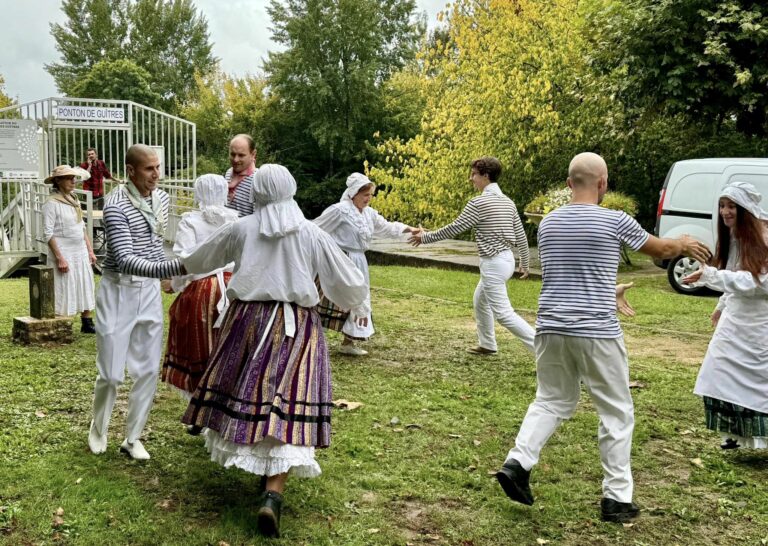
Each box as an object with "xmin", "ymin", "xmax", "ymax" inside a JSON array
[{"xmin": 44, "ymin": 165, "xmax": 91, "ymax": 184}]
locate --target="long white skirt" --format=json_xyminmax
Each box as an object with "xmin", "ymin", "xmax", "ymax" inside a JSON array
[
  {"xmin": 204, "ymin": 430, "xmax": 321, "ymax": 478},
  {"xmin": 342, "ymin": 250, "xmax": 374, "ymax": 339},
  {"xmin": 47, "ymin": 235, "xmax": 95, "ymax": 316}
]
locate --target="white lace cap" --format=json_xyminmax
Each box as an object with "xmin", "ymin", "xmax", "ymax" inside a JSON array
[
  {"xmin": 720, "ymin": 180, "xmax": 768, "ymax": 221},
  {"xmin": 252, "ymin": 164, "xmax": 305, "ymax": 238},
  {"xmin": 341, "ymin": 172, "xmax": 373, "ymax": 202},
  {"xmin": 194, "ymin": 174, "xmax": 237, "ymax": 225}
]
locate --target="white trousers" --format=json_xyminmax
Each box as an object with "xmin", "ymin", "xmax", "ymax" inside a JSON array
[
  {"xmin": 506, "ymin": 334, "xmax": 635, "ymax": 503},
  {"xmin": 91, "ymin": 274, "xmax": 164, "ymax": 443},
  {"xmin": 474, "ymin": 250, "xmax": 535, "ymax": 352}
]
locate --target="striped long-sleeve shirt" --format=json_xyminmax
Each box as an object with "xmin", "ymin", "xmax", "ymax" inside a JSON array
[
  {"xmin": 422, "ymin": 183, "xmax": 530, "ymax": 267},
  {"xmin": 101, "ymin": 187, "xmax": 183, "ymax": 278},
  {"xmin": 224, "ymin": 167, "xmax": 255, "ymax": 217}
]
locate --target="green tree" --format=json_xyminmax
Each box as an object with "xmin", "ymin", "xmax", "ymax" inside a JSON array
[
  {"xmin": 70, "ymin": 59, "xmax": 162, "ymax": 107},
  {"xmin": 46, "ymin": 0, "xmax": 215, "ymax": 111},
  {"xmin": 46, "ymin": 0, "xmax": 129, "ymax": 94},
  {"xmin": 597, "ymin": 0, "xmax": 768, "ymax": 135},
  {"xmin": 0, "ymin": 75, "xmax": 13, "ymax": 109},
  {"xmin": 264, "ymin": 0, "xmax": 424, "ymax": 180}
]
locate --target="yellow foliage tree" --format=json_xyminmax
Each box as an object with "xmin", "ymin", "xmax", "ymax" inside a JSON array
[{"xmin": 370, "ymin": 0, "xmax": 620, "ymax": 227}]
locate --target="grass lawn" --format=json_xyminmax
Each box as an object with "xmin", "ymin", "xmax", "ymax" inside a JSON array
[{"xmin": 0, "ymin": 265, "xmax": 766, "ymax": 545}]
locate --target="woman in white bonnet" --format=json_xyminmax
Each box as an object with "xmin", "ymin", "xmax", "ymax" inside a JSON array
[
  {"xmin": 179, "ymin": 164, "xmax": 369, "ymax": 538},
  {"xmin": 683, "ymin": 180, "xmax": 768, "ymax": 450},
  {"xmin": 314, "ymin": 172, "xmax": 417, "ymax": 355},
  {"xmin": 161, "ymin": 174, "xmax": 239, "ymax": 401}
]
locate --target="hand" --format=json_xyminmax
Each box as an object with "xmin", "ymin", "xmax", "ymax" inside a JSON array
[
  {"xmin": 679, "ymin": 235, "xmax": 711, "ymax": 264},
  {"xmin": 681, "ymin": 268, "xmax": 703, "ymax": 285},
  {"xmin": 615, "ymin": 282, "xmax": 635, "ymax": 317},
  {"xmin": 355, "ymin": 316, "xmax": 369, "ymax": 328},
  {"xmin": 518, "ymin": 266, "xmax": 529, "ymax": 280},
  {"xmin": 88, "ymin": 252, "xmax": 97, "ymax": 265},
  {"xmin": 56, "ymin": 257, "xmax": 69, "ymax": 273},
  {"xmin": 710, "ymin": 309, "xmax": 722, "ymax": 328},
  {"xmin": 161, "ymin": 279, "xmax": 173, "ymax": 293},
  {"xmin": 408, "ymin": 229, "xmax": 424, "ymax": 247}
]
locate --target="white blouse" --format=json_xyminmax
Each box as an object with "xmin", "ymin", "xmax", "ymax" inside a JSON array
[
  {"xmin": 42, "ymin": 199, "xmax": 85, "ymax": 242},
  {"xmin": 313, "ymin": 201, "xmax": 407, "ymax": 252},
  {"xmin": 182, "ymin": 216, "xmax": 370, "ymax": 318},
  {"xmin": 170, "ymin": 209, "xmax": 239, "ymax": 292}
]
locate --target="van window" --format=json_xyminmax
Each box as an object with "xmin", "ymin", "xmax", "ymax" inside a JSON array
[
  {"xmin": 722, "ymin": 172, "xmax": 768, "ymax": 198},
  {"xmin": 668, "ymin": 172, "xmax": 718, "ymax": 212}
]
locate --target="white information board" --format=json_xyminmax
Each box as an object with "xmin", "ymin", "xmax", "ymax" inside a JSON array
[
  {"xmin": 55, "ymin": 105, "xmax": 125, "ymax": 122},
  {"xmin": 0, "ymin": 119, "xmax": 39, "ymax": 178}
]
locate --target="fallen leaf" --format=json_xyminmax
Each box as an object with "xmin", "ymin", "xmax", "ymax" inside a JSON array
[
  {"xmin": 371, "ymin": 422, "xmax": 382, "ymax": 429},
  {"xmin": 332, "ymin": 399, "xmax": 363, "ymax": 411},
  {"xmin": 392, "ymin": 428, "xmax": 404, "ymax": 433},
  {"xmin": 622, "ymin": 523, "xmax": 635, "ymax": 529},
  {"xmin": 536, "ymin": 539, "xmax": 550, "ymax": 545},
  {"xmin": 156, "ymin": 499, "xmax": 173, "ymax": 510},
  {"xmin": 690, "ymin": 457, "xmax": 704, "ymax": 468},
  {"xmin": 466, "ymin": 465, "xmax": 477, "ymax": 472},
  {"xmin": 628, "ymin": 381, "xmax": 646, "ymax": 389},
  {"xmin": 75, "ymin": 478, "xmax": 82, "ymax": 485},
  {"xmin": 449, "ymin": 434, "xmax": 462, "ymax": 439},
  {"xmin": 35, "ymin": 410, "xmax": 47, "ymax": 418},
  {"xmin": 52, "ymin": 515, "xmax": 64, "ymax": 527},
  {"xmin": 424, "ymin": 534, "xmax": 442, "ymax": 542},
  {"xmin": 367, "ymin": 528, "xmax": 380, "ymax": 534},
  {"xmin": 680, "ymin": 429, "xmax": 693, "ymax": 435},
  {"xmin": 217, "ymin": 542, "xmax": 230, "ymax": 546},
  {"xmin": 473, "ymin": 439, "xmax": 481, "ymax": 447},
  {"xmin": 54, "ymin": 507, "xmax": 64, "ymax": 517},
  {"xmin": 390, "ymin": 417, "xmax": 401, "ymax": 426}
]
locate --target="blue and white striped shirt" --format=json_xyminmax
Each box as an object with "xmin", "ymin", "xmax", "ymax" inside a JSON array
[
  {"xmin": 536, "ymin": 204, "xmax": 649, "ymax": 338},
  {"xmin": 102, "ymin": 187, "xmax": 182, "ymax": 278},
  {"xmin": 224, "ymin": 168, "xmax": 255, "ymax": 217}
]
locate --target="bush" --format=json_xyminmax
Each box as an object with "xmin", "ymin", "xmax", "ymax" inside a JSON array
[{"xmin": 525, "ymin": 188, "xmax": 638, "ymax": 217}]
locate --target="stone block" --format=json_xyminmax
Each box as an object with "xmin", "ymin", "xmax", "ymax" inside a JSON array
[
  {"xmin": 29, "ymin": 265, "xmax": 55, "ymax": 319},
  {"xmin": 12, "ymin": 315, "xmax": 74, "ymax": 345}
]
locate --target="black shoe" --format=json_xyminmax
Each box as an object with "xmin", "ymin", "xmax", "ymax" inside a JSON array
[
  {"xmin": 257, "ymin": 490, "xmax": 283, "ymax": 538},
  {"xmin": 600, "ymin": 497, "xmax": 640, "ymax": 523},
  {"xmin": 80, "ymin": 316, "xmax": 96, "ymax": 334},
  {"xmin": 721, "ymin": 438, "xmax": 740, "ymax": 450},
  {"xmin": 496, "ymin": 459, "xmax": 534, "ymax": 506},
  {"xmin": 186, "ymin": 425, "xmax": 203, "ymax": 436}
]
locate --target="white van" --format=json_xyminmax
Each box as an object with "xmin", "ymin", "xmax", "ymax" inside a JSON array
[{"xmin": 654, "ymin": 158, "xmax": 768, "ymax": 294}]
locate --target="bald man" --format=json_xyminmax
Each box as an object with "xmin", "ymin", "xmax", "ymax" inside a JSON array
[
  {"xmin": 496, "ymin": 152, "xmax": 710, "ymax": 523},
  {"xmin": 88, "ymin": 144, "xmax": 184, "ymax": 460},
  {"xmin": 224, "ymin": 134, "xmax": 257, "ymax": 217}
]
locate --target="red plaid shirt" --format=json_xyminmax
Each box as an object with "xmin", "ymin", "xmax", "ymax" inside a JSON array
[{"xmin": 79, "ymin": 159, "xmax": 112, "ymax": 197}]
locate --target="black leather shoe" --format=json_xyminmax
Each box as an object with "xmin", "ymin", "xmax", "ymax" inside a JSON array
[
  {"xmin": 80, "ymin": 316, "xmax": 96, "ymax": 334},
  {"xmin": 496, "ymin": 459, "xmax": 534, "ymax": 506},
  {"xmin": 186, "ymin": 425, "xmax": 203, "ymax": 436},
  {"xmin": 600, "ymin": 497, "xmax": 640, "ymax": 523},
  {"xmin": 721, "ymin": 438, "xmax": 740, "ymax": 450},
  {"xmin": 257, "ymin": 490, "xmax": 283, "ymax": 538}
]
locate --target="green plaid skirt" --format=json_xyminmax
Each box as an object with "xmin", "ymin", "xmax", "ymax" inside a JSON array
[{"xmin": 704, "ymin": 397, "xmax": 768, "ymax": 439}]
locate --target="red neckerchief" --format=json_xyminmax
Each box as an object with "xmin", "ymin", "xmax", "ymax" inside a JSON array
[{"xmin": 228, "ymin": 164, "xmax": 255, "ymax": 200}]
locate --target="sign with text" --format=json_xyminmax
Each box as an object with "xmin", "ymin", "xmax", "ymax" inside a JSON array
[
  {"xmin": 0, "ymin": 119, "xmax": 39, "ymax": 178},
  {"xmin": 55, "ymin": 105, "xmax": 125, "ymax": 122}
]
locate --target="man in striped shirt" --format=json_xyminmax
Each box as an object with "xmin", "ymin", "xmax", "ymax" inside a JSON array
[
  {"xmin": 496, "ymin": 152, "xmax": 710, "ymax": 523},
  {"xmin": 409, "ymin": 156, "xmax": 534, "ymax": 355},
  {"xmin": 224, "ymin": 134, "xmax": 257, "ymax": 217},
  {"xmin": 88, "ymin": 144, "xmax": 184, "ymax": 461}
]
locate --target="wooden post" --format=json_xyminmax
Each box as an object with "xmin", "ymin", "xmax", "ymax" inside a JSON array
[{"xmin": 29, "ymin": 265, "xmax": 55, "ymax": 319}]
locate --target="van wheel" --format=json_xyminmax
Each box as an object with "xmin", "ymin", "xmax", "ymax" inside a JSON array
[{"xmin": 666, "ymin": 255, "xmax": 705, "ymax": 294}]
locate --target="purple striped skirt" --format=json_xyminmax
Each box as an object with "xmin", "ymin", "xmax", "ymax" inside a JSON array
[{"xmin": 182, "ymin": 299, "xmax": 332, "ymax": 448}]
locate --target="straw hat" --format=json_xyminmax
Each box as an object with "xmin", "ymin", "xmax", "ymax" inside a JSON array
[{"xmin": 44, "ymin": 165, "xmax": 90, "ymax": 184}]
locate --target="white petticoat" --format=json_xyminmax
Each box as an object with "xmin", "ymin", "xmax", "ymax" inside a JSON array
[
  {"xmin": 720, "ymin": 433, "xmax": 768, "ymax": 450},
  {"xmin": 47, "ymin": 235, "xmax": 95, "ymax": 316},
  {"xmin": 203, "ymin": 429, "xmax": 321, "ymax": 478}
]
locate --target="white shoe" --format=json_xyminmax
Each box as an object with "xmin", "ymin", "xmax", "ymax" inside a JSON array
[
  {"xmin": 88, "ymin": 421, "xmax": 107, "ymax": 454},
  {"xmin": 120, "ymin": 439, "xmax": 150, "ymax": 460},
  {"xmin": 339, "ymin": 344, "xmax": 368, "ymax": 356}
]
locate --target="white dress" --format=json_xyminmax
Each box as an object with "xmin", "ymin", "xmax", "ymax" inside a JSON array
[
  {"xmin": 314, "ymin": 200, "xmax": 407, "ymax": 339},
  {"xmin": 42, "ymin": 198, "xmax": 95, "ymax": 316}
]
